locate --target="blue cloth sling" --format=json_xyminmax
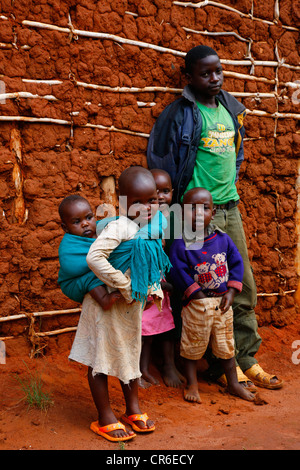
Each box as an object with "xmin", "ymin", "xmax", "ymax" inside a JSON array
[{"xmin": 58, "ymin": 212, "xmax": 171, "ymax": 304}]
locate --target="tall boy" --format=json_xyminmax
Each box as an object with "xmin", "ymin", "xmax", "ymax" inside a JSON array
[{"xmin": 147, "ymin": 45, "xmax": 282, "ymax": 390}]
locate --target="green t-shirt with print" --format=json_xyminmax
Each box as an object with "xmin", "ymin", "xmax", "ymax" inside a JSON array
[{"xmin": 185, "ymin": 101, "xmax": 239, "ymax": 205}]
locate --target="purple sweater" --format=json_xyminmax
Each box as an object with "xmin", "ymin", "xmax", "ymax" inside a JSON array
[{"xmin": 169, "ymin": 230, "xmax": 244, "ymax": 305}]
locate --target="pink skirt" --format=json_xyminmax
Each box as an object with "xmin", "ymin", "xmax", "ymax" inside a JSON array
[{"xmin": 142, "ymin": 292, "xmax": 175, "ymax": 336}]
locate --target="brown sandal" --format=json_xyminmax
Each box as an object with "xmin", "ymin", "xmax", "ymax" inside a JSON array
[{"xmin": 244, "ymin": 364, "xmax": 283, "ymax": 390}]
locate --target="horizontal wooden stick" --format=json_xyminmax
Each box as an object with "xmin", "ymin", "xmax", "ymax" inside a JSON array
[
  {"xmin": 22, "ymin": 76, "xmax": 299, "ymax": 89},
  {"xmin": 0, "ymin": 116, "xmax": 71, "ymax": 124},
  {"xmin": 1, "ymin": 107, "xmax": 299, "ymax": 131},
  {"xmin": 246, "ymin": 109, "xmax": 300, "ymax": 119},
  {"xmin": 22, "ymin": 79, "xmax": 63, "ymax": 85},
  {"xmin": 0, "ymin": 92, "xmax": 57, "ymax": 101},
  {"xmin": 0, "ymin": 308, "xmax": 81, "ymax": 323},
  {"xmin": 0, "ymin": 42, "xmax": 13, "ymax": 48},
  {"xmin": 221, "ymin": 59, "xmax": 300, "ymax": 70},
  {"xmin": 183, "ymin": 26, "xmax": 249, "ymax": 42},
  {"xmin": 257, "ymin": 289, "xmax": 295, "ymax": 297},
  {"xmin": 0, "ymin": 89, "xmax": 287, "ymax": 107},
  {"xmin": 0, "ymin": 327, "xmax": 77, "ymax": 341},
  {"xmin": 84, "ymin": 122, "xmax": 149, "ymax": 138},
  {"xmin": 75, "ymin": 81, "xmax": 183, "ymax": 93},
  {"xmin": 36, "ymin": 327, "xmax": 77, "ymax": 337},
  {"xmin": 22, "ymin": 20, "xmax": 300, "ymax": 69}
]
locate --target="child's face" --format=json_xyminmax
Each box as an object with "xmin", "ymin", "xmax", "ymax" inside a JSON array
[
  {"xmin": 153, "ymin": 172, "xmax": 173, "ymax": 212},
  {"xmin": 125, "ymin": 181, "xmax": 159, "ymax": 226},
  {"xmin": 183, "ymin": 189, "xmax": 215, "ymax": 234},
  {"xmin": 186, "ymin": 55, "xmax": 223, "ymax": 99},
  {"xmin": 61, "ymin": 201, "xmax": 97, "ymax": 238}
]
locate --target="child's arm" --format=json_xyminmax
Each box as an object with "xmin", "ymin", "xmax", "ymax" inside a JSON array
[
  {"xmin": 89, "ymin": 285, "xmax": 122, "ymax": 310},
  {"xmin": 219, "ymin": 234, "xmax": 244, "ymax": 313},
  {"xmin": 225, "ymin": 234, "xmax": 244, "ymax": 293},
  {"xmin": 169, "ymin": 239, "xmax": 203, "ymax": 302},
  {"xmin": 86, "ymin": 219, "xmax": 133, "ymax": 303}
]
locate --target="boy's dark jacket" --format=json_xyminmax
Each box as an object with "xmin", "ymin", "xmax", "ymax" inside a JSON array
[{"xmin": 147, "ymin": 85, "xmax": 246, "ymax": 203}]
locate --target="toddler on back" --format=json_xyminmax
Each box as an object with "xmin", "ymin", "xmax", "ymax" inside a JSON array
[
  {"xmin": 169, "ymin": 187, "xmax": 256, "ymax": 404},
  {"xmin": 58, "ymin": 194, "xmax": 121, "ymax": 310}
]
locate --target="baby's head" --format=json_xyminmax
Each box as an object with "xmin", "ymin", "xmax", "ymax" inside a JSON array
[
  {"xmin": 182, "ymin": 187, "xmax": 215, "ymax": 234},
  {"xmin": 118, "ymin": 166, "xmax": 158, "ymax": 225},
  {"xmin": 59, "ymin": 195, "xmax": 97, "ymax": 238},
  {"xmin": 150, "ymin": 169, "xmax": 173, "ymax": 216}
]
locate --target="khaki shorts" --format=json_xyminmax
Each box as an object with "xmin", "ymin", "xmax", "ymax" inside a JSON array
[{"xmin": 180, "ymin": 297, "xmax": 235, "ymax": 361}]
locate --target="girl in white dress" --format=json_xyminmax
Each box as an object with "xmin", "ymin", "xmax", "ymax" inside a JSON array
[{"xmin": 69, "ymin": 167, "xmax": 170, "ymax": 442}]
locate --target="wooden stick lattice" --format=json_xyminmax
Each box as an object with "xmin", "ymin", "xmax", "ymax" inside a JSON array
[
  {"xmin": 20, "ymin": 19, "xmax": 300, "ymax": 71},
  {"xmin": 0, "ymin": 11, "xmax": 299, "ymax": 136},
  {"xmin": 173, "ymin": 0, "xmax": 299, "ymax": 31},
  {"xmin": 0, "ymin": 6, "xmax": 298, "ymax": 340}
]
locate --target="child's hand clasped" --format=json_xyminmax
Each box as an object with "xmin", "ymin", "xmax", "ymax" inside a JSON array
[
  {"xmin": 161, "ymin": 281, "xmax": 173, "ymax": 293},
  {"xmin": 219, "ymin": 287, "xmax": 237, "ymax": 313}
]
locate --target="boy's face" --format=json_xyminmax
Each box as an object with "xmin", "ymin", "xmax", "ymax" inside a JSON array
[
  {"xmin": 183, "ymin": 189, "xmax": 215, "ymax": 233},
  {"xmin": 61, "ymin": 200, "xmax": 97, "ymax": 238},
  {"xmin": 186, "ymin": 55, "xmax": 223, "ymax": 99},
  {"xmin": 124, "ymin": 180, "xmax": 159, "ymax": 225},
  {"xmin": 153, "ymin": 172, "xmax": 173, "ymax": 210}
]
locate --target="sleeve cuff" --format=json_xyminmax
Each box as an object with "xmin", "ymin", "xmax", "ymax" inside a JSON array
[
  {"xmin": 227, "ymin": 280, "xmax": 243, "ymax": 293},
  {"xmin": 184, "ymin": 282, "xmax": 201, "ymax": 299}
]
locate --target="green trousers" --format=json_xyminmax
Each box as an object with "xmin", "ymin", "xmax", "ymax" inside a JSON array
[{"xmin": 205, "ymin": 205, "xmax": 262, "ymax": 378}]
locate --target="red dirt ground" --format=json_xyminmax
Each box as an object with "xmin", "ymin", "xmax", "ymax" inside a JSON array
[{"xmin": 1, "ymin": 321, "xmax": 299, "ymax": 451}]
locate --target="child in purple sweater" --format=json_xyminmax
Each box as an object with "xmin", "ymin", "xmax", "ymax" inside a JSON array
[{"xmin": 169, "ymin": 187, "xmax": 256, "ymax": 404}]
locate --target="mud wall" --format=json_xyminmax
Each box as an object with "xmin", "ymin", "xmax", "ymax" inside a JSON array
[{"xmin": 0, "ymin": 0, "xmax": 299, "ymax": 352}]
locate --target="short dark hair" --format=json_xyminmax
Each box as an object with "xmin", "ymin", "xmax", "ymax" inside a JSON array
[
  {"xmin": 58, "ymin": 194, "xmax": 89, "ymax": 221},
  {"xmin": 185, "ymin": 45, "xmax": 219, "ymax": 74},
  {"xmin": 118, "ymin": 166, "xmax": 155, "ymax": 196}
]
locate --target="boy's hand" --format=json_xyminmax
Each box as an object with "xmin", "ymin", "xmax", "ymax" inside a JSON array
[
  {"xmin": 190, "ymin": 290, "xmax": 206, "ymax": 300},
  {"xmin": 219, "ymin": 288, "xmax": 236, "ymax": 313},
  {"xmin": 161, "ymin": 281, "xmax": 173, "ymax": 293}
]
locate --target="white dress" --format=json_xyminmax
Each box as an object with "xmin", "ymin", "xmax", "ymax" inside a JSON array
[{"xmin": 69, "ymin": 216, "xmax": 163, "ymax": 384}]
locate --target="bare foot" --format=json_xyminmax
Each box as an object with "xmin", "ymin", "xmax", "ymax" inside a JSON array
[
  {"xmin": 239, "ymin": 380, "xmax": 257, "ymax": 392},
  {"xmin": 227, "ymin": 383, "xmax": 255, "ymax": 402},
  {"xmin": 140, "ymin": 370, "xmax": 160, "ymax": 386},
  {"xmin": 162, "ymin": 364, "xmax": 186, "ymax": 388},
  {"xmin": 183, "ymin": 384, "xmax": 202, "ymax": 404},
  {"xmin": 138, "ymin": 377, "xmax": 152, "ymax": 389}
]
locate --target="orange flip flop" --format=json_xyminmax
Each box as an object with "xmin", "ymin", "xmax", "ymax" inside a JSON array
[
  {"xmin": 90, "ymin": 421, "xmax": 136, "ymax": 442},
  {"xmin": 122, "ymin": 413, "xmax": 155, "ymax": 433}
]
